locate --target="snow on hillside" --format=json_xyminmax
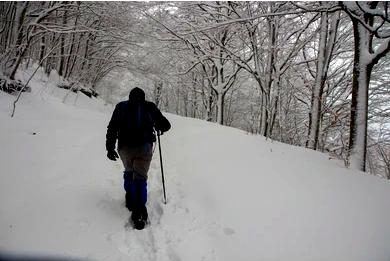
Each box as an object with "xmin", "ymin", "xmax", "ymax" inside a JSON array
[{"xmin": 1, "ymin": 69, "xmax": 390, "ymax": 261}]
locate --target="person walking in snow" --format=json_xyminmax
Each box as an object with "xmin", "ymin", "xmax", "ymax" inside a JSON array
[{"xmin": 105, "ymin": 87, "xmax": 171, "ymax": 230}]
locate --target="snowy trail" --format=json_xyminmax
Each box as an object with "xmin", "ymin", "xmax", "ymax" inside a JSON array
[
  {"xmin": 65, "ymin": 114, "xmax": 186, "ymax": 261},
  {"xmin": 109, "ymin": 135, "xmax": 217, "ymax": 261},
  {"xmin": 109, "ymin": 159, "xmax": 182, "ymax": 261},
  {"xmin": 1, "ymin": 72, "xmax": 390, "ymax": 261}
]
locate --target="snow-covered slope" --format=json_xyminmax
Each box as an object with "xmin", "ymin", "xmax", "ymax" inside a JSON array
[{"xmin": 1, "ymin": 70, "xmax": 390, "ymax": 261}]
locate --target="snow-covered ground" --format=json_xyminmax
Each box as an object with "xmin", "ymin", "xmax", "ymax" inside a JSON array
[{"xmin": 1, "ymin": 67, "xmax": 390, "ymax": 261}]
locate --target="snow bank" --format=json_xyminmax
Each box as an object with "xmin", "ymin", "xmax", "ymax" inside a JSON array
[{"xmin": 0, "ymin": 70, "xmax": 389, "ymax": 261}]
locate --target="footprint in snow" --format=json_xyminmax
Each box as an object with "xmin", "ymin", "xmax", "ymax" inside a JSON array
[{"xmin": 223, "ymin": 227, "xmax": 235, "ymax": 236}]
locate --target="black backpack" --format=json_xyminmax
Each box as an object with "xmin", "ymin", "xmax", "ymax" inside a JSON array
[{"xmin": 119, "ymin": 101, "xmax": 156, "ymax": 146}]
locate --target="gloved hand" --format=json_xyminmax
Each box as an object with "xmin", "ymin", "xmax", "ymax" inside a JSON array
[
  {"xmin": 107, "ymin": 150, "xmax": 119, "ymax": 161},
  {"xmin": 156, "ymin": 129, "xmax": 164, "ymax": 136}
]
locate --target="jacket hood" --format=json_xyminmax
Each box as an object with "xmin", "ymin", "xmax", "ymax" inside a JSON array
[{"xmin": 129, "ymin": 87, "xmax": 145, "ymax": 103}]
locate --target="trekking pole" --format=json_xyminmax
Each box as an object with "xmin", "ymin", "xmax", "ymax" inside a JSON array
[{"xmin": 157, "ymin": 131, "xmax": 167, "ymax": 204}]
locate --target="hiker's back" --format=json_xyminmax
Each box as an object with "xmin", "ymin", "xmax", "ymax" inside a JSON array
[{"xmin": 117, "ymin": 100, "xmax": 156, "ymax": 148}]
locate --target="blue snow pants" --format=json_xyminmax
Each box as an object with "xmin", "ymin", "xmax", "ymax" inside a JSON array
[{"xmin": 123, "ymin": 171, "xmax": 147, "ymax": 209}]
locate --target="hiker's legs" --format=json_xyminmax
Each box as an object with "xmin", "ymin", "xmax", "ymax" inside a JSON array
[{"xmin": 119, "ymin": 144, "xmax": 153, "ymax": 214}]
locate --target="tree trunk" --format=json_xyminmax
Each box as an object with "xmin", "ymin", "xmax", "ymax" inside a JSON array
[
  {"xmin": 45, "ymin": 33, "xmax": 57, "ymax": 75},
  {"xmin": 67, "ymin": 33, "xmax": 83, "ymax": 78},
  {"xmin": 80, "ymin": 34, "xmax": 90, "ymax": 73},
  {"xmin": 0, "ymin": 3, "xmax": 14, "ymax": 52},
  {"xmin": 262, "ymin": 14, "xmax": 276, "ymax": 137},
  {"xmin": 268, "ymin": 82, "xmax": 280, "ymax": 137},
  {"xmin": 341, "ymin": 2, "xmax": 390, "ymax": 172},
  {"xmin": 307, "ymin": 12, "xmax": 328, "ymax": 149},
  {"xmin": 5, "ymin": 2, "xmax": 28, "ymax": 80},
  {"xmin": 191, "ymin": 72, "xmax": 198, "ymax": 118},
  {"xmin": 39, "ymin": 35, "xmax": 46, "ymax": 62},
  {"xmin": 5, "ymin": 5, "xmax": 16, "ymax": 51},
  {"xmin": 348, "ymin": 21, "xmax": 372, "ymax": 172},
  {"xmin": 349, "ymin": 61, "xmax": 371, "ymax": 171},
  {"xmin": 261, "ymin": 93, "xmax": 269, "ymax": 137},
  {"xmin": 153, "ymin": 80, "xmax": 163, "ymax": 108},
  {"xmin": 216, "ymin": 92, "xmax": 225, "ymax": 125},
  {"xmin": 307, "ymin": 11, "xmax": 339, "ymax": 150},
  {"xmin": 58, "ymin": 9, "xmax": 68, "ymax": 77},
  {"xmin": 206, "ymin": 93, "xmax": 213, "ymax": 122}
]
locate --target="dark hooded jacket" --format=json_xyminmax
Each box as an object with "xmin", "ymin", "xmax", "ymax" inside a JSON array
[{"xmin": 106, "ymin": 88, "xmax": 171, "ymax": 151}]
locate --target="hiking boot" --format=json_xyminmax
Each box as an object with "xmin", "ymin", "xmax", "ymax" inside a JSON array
[
  {"xmin": 133, "ymin": 217, "xmax": 146, "ymax": 230},
  {"xmin": 131, "ymin": 206, "xmax": 148, "ymax": 230},
  {"xmin": 131, "ymin": 211, "xmax": 146, "ymax": 230}
]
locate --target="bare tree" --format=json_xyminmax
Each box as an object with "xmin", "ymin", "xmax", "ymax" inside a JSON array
[
  {"xmin": 306, "ymin": 10, "xmax": 341, "ymax": 150},
  {"xmin": 340, "ymin": 1, "xmax": 390, "ymax": 171}
]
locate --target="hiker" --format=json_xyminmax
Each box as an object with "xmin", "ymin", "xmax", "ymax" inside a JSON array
[{"xmin": 105, "ymin": 87, "xmax": 171, "ymax": 229}]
